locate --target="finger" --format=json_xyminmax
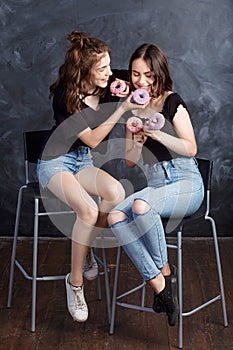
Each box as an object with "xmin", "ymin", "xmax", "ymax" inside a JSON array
[{"xmin": 126, "ymin": 92, "xmax": 134, "ymax": 102}]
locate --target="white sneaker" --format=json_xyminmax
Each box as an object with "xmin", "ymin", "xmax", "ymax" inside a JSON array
[
  {"xmin": 83, "ymin": 247, "xmax": 99, "ymax": 281},
  {"xmin": 65, "ymin": 274, "xmax": 88, "ymax": 322}
]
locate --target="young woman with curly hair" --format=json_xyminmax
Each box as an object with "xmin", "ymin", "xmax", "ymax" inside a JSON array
[{"xmin": 37, "ymin": 30, "xmax": 147, "ymax": 322}]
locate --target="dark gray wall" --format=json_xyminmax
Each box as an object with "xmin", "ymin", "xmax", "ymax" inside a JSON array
[{"xmin": 0, "ymin": 0, "xmax": 232, "ymax": 236}]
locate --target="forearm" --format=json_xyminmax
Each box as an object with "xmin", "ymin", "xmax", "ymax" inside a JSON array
[
  {"xmin": 153, "ymin": 130, "xmax": 197, "ymax": 157},
  {"xmin": 125, "ymin": 141, "xmax": 143, "ymax": 166},
  {"xmin": 125, "ymin": 130, "xmax": 145, "ymax": 166},
  {"xmin": 80, "ymin": 104, "xmax": 126, "ymax": 148}
]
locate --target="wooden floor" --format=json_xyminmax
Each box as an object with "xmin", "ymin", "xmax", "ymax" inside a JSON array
[{"xmin": 0, "ymin": 237, "xmax": 232, "ymax": 350}]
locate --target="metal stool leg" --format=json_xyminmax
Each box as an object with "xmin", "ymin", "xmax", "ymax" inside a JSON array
[
  {"xmin": 140, "ymin": 283, "xmax": 146, "ymax": 307},
  {"xmin": 96, "ymin": 270, "xmax": 102, "ymax": 300},
  {"xmin": 31, "ymin": 198, "xmax": 39, "ymax": 332},
  {"xmin": 92, "ymin": 246, "xmax": 102, "ymax": 300},
  {"xmin": 93, "ymin": 247, "xmax": 111, "ymax": 322},
  {"xmin": 109, "ymin": 246, "xmax": 121, "ymax": 335},
  {"xmin": 177, "ymin": 230, "xmax": 183, "ymax": 349},
  {"xmin": 102, "ymin": 247, "xmax": 111, "ymax": 323},
  {"xmin": 7, "ymin": 186, "xmax": 26, "ymax": 308},
  {"xmin": 207, "ymin": 216, "xmax": 228, "ymax": 327},
  {"xmin": 96, "ymin": 277, "xmax": 102, "ymax": 299}
]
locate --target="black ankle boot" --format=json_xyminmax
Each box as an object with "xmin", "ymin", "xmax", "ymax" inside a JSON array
[
  {"xmin": 152, "ymin": 265, "xmax": 179, "ymax": 326},
  {"xmin": 153, "ymin": 293, "xmax": 165, "ymax": 313}
]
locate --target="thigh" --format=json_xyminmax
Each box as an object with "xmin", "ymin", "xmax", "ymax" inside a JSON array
[
  {"xmin": 76, "ymin": 167, "xmax": 123, "ymax": 200},
  {"xmin": 47, "ymin": 170, "xmax": 98, "ymax": 213},
  {"xmin": 111, "ymin": 187, "xmax": 151, "ymax": 219},
  {"xmin": 147, "ymin": 179, "xmax": 204, "ymax": 218}
]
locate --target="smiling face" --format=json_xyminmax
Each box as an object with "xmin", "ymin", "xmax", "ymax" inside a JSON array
[
  {"xmin": 88, "ymin": 52, "xmax": 112, "ymax": 91},
  {"xmin": 128, "ymin": 44, "xmax": 173, "ymax": 98},
  {"xmin": 131, "ymin": 58, "xmax": 155, "ymax": 92}
]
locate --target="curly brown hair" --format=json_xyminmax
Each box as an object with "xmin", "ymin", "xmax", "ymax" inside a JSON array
[
  {"xmin": 49, "ymin": 30, "xmax": 111, "ymax": 113},
  {"xmin": 128, "ymin": 43, "xmax": 173, "ymax": 98}
]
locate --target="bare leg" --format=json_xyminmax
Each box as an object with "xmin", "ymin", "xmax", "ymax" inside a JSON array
[
  {"xmin": 47, "ymin": 171, "xmax": 99, "ymax": 285},
  {"xmin": 148, "ymin": 273, "xmax": 165, "ymax": 294},
  {"xmin": 76, "ymin": 167, "xmax": 125, "ymax": 235},
  {"xmin": 47, "ymin": 167, "xmax": 125, "ymax": 286},
  {"xmin": 161, "ymin": 263, "xmax": 171, "ymax": 276}
]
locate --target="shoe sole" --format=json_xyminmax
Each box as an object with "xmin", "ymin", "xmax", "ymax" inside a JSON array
[{"xmin": 168, "ymin": 303, "xmax": 179, "ymax": 327}]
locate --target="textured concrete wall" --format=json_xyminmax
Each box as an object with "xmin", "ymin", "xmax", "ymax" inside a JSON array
[{"xmin": 0, "ymin": 0, "xmax": 232, "ymax": 236}]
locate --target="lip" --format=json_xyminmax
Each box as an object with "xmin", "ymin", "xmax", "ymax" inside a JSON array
[{"xmin": 136, "ymin": 85, "xmax": 149, "ymax": 90}]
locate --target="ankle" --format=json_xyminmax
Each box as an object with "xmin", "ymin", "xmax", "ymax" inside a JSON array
[
  {"xmin": 149, "ymin": 273, "xmax": 165, "ymax": 295},
  {"xmin": 69, "ymin": 274, "xmax": 83, "ymax": 288},
  {"xmin": 161, "ymin": 262, "xmax": 171, "ymax": 277}
]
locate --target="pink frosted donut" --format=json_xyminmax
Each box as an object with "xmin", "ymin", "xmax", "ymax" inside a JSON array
[
  {"xmin": 126, "ymin": 116, "xmax": 143, "ymax": 133},
  {"xmin": 110, "ymin": 80, "xmax": 127, "ymax": 94},
  {"xmin": 148, "ymin": 112, "xmax": 165, "ymax": 130},
  {"xmin": 132, "ymin": 88, "xmax": 150, "ymax": 104}
]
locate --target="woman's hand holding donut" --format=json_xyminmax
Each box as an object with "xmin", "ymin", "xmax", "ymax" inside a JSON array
[
  {"xmin": 143, "ymin": 120, "xmax": 161, "ymax": 140},
  {"xmin": 121, "ymin": 92, "xmax": 150, "ymax": 113},
  {"xmin": 132, "ymin": 130, "xmax": 147, "ymax": 144},
  {"xmin": 110, "ymin": 78, "xmax": 129, "ymax": 97}
]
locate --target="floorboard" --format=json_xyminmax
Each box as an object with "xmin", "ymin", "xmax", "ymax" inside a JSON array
[{"xmin": 0, "ymin": 237, "xmax": 232, "ymax": 350}]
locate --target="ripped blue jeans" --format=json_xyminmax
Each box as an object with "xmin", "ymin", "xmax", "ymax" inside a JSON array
[{"xmin": 110, "ymin": 157, "xmax": 204, "ymax": 281}]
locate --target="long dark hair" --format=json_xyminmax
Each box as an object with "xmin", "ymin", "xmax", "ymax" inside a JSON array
[
  {"xmin": 128, "ymin": 43, "xmax": 173, "ymax": 98},
  {"xmin": 50, "ymin": 30, "xmax": 111, "ymax": 113}
]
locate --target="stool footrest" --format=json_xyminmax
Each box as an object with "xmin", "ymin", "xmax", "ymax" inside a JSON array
[
  {"xmin": 15, "ymin": 260, "xmax": 65, "ymax": 281},
  {"xmin": 116, "ymin": 301, "xmax": 154, "ymax": 313},
  {"xmin": 182, "ymin": 295, "xmax": 221, "ymax": 316},
  {"xmin": 117, "ymin": 282, "xmax": 146, "ymax": 300}
]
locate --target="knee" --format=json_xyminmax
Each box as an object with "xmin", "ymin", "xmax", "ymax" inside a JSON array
[
  {"xmin": 107, "ymin": 210, "xmax": 127, "ymax": 226},
  {"xmin": 76, "ymin": 203, "xmax": 99, "ymax": 225},
  {"xmin": 132, "ymin": 199, "xmax": 150, "ymax": 215},
  {"xmin": 105, "ymin": 181, "xmax": 125, "ymax": 204},
  {"xmin": 115, "ymin": 182, "xmax": 126, "ymax": 203}
]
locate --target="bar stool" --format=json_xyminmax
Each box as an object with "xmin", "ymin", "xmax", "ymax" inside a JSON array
[
  {"xmin": 7, "ymin": 130, "xmax": 111, "ymax": 331},
  {"xmin": 109, "ymin": 158, "xmax": 228, "ymax": 348}
]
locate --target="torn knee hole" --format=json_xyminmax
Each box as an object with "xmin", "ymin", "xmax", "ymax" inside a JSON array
[
  {"xmin": 132, "ymin": 199, "xmax": 150, "ymax": 215},
  {"xmin": 108, "ymin": 210, "xmax": 127, "ymax": 226}
]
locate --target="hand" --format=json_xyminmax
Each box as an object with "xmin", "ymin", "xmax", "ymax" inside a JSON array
[
  {"xmin": 132, "ymin": 130, "xmax": 147, "ymax": 144},
  {"xmin": 111, "ymin": 78, "xmax": 129, "ymax": 98},
  {"xmin": 143, "ymin": 120, "xmax": 161, "ymax": 140},
  {"xmin": 121, "ymin": 92, "xmax": 150, "ymax": 113}
]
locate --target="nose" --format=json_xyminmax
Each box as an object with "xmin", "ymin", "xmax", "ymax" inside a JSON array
[
  {"xmin": 137, "ymin": 75, "xmax": 146, "ymax": 86},
  {"xmin": 107, "ymin": 66, "xmax": 113, "ymax": 76}
]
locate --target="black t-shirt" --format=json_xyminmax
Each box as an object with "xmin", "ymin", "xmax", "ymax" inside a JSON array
[
  {"xmin": 142, "ymin": 93, "xmax": 188, "ymax": 163},
  {"xmin": 41, "ymin": 69, "xmax": 129, "ymax": 159}
]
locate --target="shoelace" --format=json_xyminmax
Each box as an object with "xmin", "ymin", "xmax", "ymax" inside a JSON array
[{"xmin": 73, "ymin": 287, "xmax": 86, "ymax": 311}]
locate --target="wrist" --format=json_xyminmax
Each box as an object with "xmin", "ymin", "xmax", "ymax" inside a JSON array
[
  {"xmin": 119, "ymin": 100, "xmax": 130, "ymax": 113},
  {"xmin": 150, "ymin": 130, "xmax": 162, "ymax": 142}
]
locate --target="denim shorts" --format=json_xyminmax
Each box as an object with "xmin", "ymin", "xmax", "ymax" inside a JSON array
[{"xmin": 37, "ymin": 147, "xmax": 93, "ymax": 188}]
